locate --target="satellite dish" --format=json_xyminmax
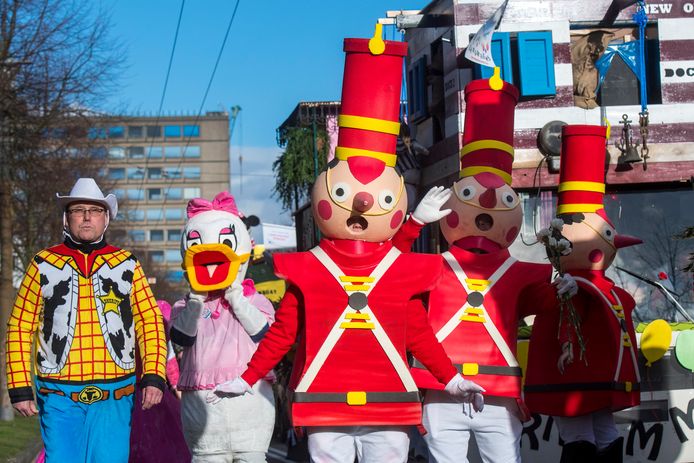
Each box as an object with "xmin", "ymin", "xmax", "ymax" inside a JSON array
[{"xmin": 538, "ymin": 120, "xmax": 568, "ymax": 157}]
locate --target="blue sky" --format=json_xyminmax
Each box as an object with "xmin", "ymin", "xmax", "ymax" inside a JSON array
[{"xmin": 103, "ymin": 0, "xmax": 425, "ymax": 236}]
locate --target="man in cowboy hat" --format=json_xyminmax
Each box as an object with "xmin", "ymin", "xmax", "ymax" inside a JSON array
[{"xmin": 5, "ymin": 178, "xmax": 167, "ymax": 463}]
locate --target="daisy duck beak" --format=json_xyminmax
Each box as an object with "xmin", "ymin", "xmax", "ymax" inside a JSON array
[{"xmin": 614, "ymin": 234, "xmax": 642, "ymax": 249}]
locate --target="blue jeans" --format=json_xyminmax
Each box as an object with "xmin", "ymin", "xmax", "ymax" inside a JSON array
[{"xmin": 36, "ymin": 375, "xmax": 136, "ymax": 463}]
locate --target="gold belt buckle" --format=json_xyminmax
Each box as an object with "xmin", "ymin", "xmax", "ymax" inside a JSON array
[
  {"xmin": 77, "ymin": 385, "xmax": 105, "ymax": 404},
  {"xmin": 462, "ymin": 363, "xmax": 479, "ymax": 376},
  {"xmin": 346, "ymin": 391, "xmax": 367, "ymax": 405}
]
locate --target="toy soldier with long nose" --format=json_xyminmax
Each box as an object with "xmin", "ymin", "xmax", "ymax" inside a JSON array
[
  {"xmin": 524, "ymin": 125, "xmax": 642, "ymax": 463},
  {"xmin": 215, "ymin": 27, "xmax": 484, "ymax": 462}
]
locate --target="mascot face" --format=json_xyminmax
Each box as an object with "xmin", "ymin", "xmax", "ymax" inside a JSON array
[
  {"xmin": 559, "ymin": 211, "xmax": 641, "ymax": 271},
  {"xmin": 182, "ymin": 194, "xmax": 252, "ymax": 292},
  {"xmin": 311, "ymin": 158, "xmax": 407, "ymax": 242},
  {"xmin": 440, "ymin": 173, "xmax": 522, "ymax": 253}
]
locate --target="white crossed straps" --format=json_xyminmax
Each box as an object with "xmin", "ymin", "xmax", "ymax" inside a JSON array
[
  {"xmin": 294, "ymin": 246, "xmax": 418, "ymax": 394},
  {"xmin": 573, "ymin": 277, "xmax": 641, "ymax": 383},
  {"xmin": 435, "ymin": 252, "xmax": 519, "ymax": 369}
]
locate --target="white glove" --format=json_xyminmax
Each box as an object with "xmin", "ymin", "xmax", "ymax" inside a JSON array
[
  {"xmin": 171, "ymin": 291, "xmax": 206, "ymax": 337},
  {"xmin": 411, "ymin": 186, "xmax": 452, "ymax": 225},
  {"xmin": 444, "ymin": 374, "xmax": 485, "ymax": 412},
  {"xmin": 553, "ymin": 273, "xmax": 578, "ymax": 298},
  {"xmin": 205, "ymin": 377, "xmax": 253, "ymax": 404},
  {"xmin": 225, "ymin": 283, "xmax": 268, "ymax": 337}
]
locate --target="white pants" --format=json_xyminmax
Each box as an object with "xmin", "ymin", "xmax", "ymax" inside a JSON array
[
  {"xmin": 307, "ymin": 425, "xmax": 410, "ymax": 463},
  {"xmin": 555, "ymin": 410, "xmax": 620, "ymax": 451},
  {"xmin": 181, "ymin": 380, "xmax": 275, "ymax": 462},
  {"xmin": 422, "ymin": 390, "xmax": 522, "ymax": 463}
]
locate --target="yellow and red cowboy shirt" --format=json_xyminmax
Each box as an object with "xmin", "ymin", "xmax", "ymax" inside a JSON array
[{"xmin": 5, "ymin": 240, "xmax": 167, "ymax": 402}]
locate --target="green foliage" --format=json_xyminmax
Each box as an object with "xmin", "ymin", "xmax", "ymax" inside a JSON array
[{"xmin": 272, "ymin": 126, "xmax": 328, "ymax": 211}]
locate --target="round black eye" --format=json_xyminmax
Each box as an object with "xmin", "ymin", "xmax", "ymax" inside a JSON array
[
  {"xmin": 463, "ymin": 188, "xmax": 471, "ymax": 196},
  {"xmin": 606, "ymin": 230, "xmax": 612, "ymax": 236},
  {"xmin": 384, "ymin": 196, "xmax": 393, "ymax": 204},
  {"xmin": 336, "ymin": 188, "xmax": 344, "ymax": 196},
  {"xmin": 506, "ymin": 194, "xmax": 513, "ymax": 202}
]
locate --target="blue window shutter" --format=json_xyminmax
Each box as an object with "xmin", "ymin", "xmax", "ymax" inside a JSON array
[
  {"xmin": 517, "ymin": 31, "xmax": 556, "ymax": 97},
  {"xmin": 474, "ymin": 32, "xmax": 513, "ymax": 83}
]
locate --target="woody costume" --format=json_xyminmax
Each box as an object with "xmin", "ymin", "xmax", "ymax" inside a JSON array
[{"xmin": 5, "ymin": 178, "xmax": 166, "ymax": 463}]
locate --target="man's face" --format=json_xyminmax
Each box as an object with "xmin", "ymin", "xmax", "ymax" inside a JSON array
[{"xmin": 66, "ymin": 201, "xmax": 108, "ymax": 243}]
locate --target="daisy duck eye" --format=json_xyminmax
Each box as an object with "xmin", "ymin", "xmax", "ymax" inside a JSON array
[
  {"xmin": 602, "ymin": 226, "xmax": 615, "ymax": 242},
  {"xmin": 331, "ymin": 182, "xmax": 351, "ymax": 203},
  {"xmin": 186, "ymin": 230, "xmax": 201, "ymax": 247},
  {"xmin": 501, "ymin": 191, "xmax": 518, "ymax": 208},
  {"xmin": 219, "ymin": 225, "xmax": 237, "ymax": 250},
  {"xmin": 457, "ymin": 185, "xmax": 477, "ymax": 201},
  {"xmin": 378, "ymin": 189, "xmax": 396, "ymax": 210}
]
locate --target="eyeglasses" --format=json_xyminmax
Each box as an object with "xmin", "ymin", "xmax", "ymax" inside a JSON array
[{"xmin": 67, "ymin": 207, "xmax": 106, "ymax": 217}]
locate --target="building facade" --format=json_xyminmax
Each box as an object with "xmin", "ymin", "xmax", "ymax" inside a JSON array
[{"xmin": 97, "ymin": 112, "xmax": 230, "ymax": 286}]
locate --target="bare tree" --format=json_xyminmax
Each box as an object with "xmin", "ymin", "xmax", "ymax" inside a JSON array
[{"xmin": 0, "ymin": 0, "xmax": 123, "ymax": 420}]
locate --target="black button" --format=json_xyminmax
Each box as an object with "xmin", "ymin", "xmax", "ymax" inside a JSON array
[
  {"xmin": 467, "ymin": 291, "xmax": 484, "ymax": 307},
  {"xmin": 348, "ymin": 293, "xmax": 368, "ymax": 310}
]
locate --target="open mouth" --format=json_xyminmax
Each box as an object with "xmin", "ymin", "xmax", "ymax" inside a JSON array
[
  {"xmin": 475, "ymin": 214, "xmax": 494, "ymax": 231},
  {"xmin": 193, "ymin": 251, "xmax": 232, "ymax": 286},
  {"xmin": 347, "ymin": 216, "xmax": 369, "ymax": 232}
]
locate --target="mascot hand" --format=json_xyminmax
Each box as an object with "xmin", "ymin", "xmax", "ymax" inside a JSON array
[
  {"xmin": 553, "ymin": 273, "xmax": 578, "ymax": 298},
  {"xmin": 171, "ymin": 291, "xmax": 206, "ymax": 337},
  {"xmin": 445, "ymin": 374, "xmax": 485, "ymax": 412},
  {"xmin": 225, "ymin": 283, "xmax": 268, "ymax": 337},
  {"xmin": 205, "ymin": 377, "xmax": 253, "ymax": 404},
  {"xmin": 557, "ymin": 341, "xmax": 574, "ymax": 374},
  {"xmin": 412, "ymin": 186, "xmax": 452, "ymax": 225}
]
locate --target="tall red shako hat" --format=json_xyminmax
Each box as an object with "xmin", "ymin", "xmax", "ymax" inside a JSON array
[
  {"xmin": 460, "ymin": 77, "xmax": 519, "ymax": 185},
  {"xmin": 335, "ymin": 24, "xmax": 407, "ymax": 184},
  {"xmin": 556, "ymin": 125, "xmax": 610, "ymax": 222}
]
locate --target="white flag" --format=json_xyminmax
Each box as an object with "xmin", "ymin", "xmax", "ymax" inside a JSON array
[{"xmin": 465, "ymin": 0, "xmax": 510, "ymax": 68}]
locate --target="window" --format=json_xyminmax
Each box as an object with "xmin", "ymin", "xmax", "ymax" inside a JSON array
[
  {"xmin": 182, "ymin": 167, "xmax": 200, "ymax": 179},
  {"xmin": 127, "ymin": 210, "xmax": 145, "ymax": 222},
  {"xmin": 148, "ymin": 168, "xmax": 162, "ymax": 180},
  {"xmin": 183, "ymin": 145, "xmax": 201, "ymax": 158},
  {"xmin": 128, "ymin": 126, "xmax": 143, "ymax": 138},
  {"xmin": 113, "ymin": 189, "xmax": 126, "ymax": 200},
  {"xmin": 147, "ymin": 147, "xmax": 162, "ymax": 159},
  {"xmin": 164, "ymin": 146, "xmax": 181, "ymax": 158},
  {"xmin": 150, "ymin": 230, "xmax": 164, "ymax": 241},
  {"xmin": 408, "ymin": 56, "xmax": 428, "ymax": 121},
  {"xmin": 128, "ymin": 230, "xmax": 146, "ymax": 242},
  {"xmin": 164, "ymin": 125, "xmax": 181, "ymax": 137},
  {"xmin": 108, "ymin": 147, "xmax": 126, "ymax": 159},
  {"xmin": 168, "ymin": 229, "xmax": 182, "ymax": 242},
  {"xmin": 108, "ymin": 168, "xmax": 125, "ymax": 180},
  {"xmin": 163, "ymin": 167, "xmax": 182, "ymax": 179},
  {"xmin": 150, "ymin": 250, "xmax": 165, "ymax": 263},
  {"xmin": 165, "ymin": 188, "xmax": 183, "ymax": 200},
  {"xmin": 128, "ymin": 147, "xmax": 145, "ymax": 159},
  {"xmin": 183, "ymin": 187, "xmax": 201, "ymax": 199},
  {"xmin": 165, "ymin": 208, "xmax": 184, "ymax": 221},
  {"xmin": 146, "ymin": 125, "xmax": 162, "ymax": 138},
  {"xmin": 127, "ymin": 189, "xmax": 145, "ymax": 201},
  {"xmin": 89, "ymin": 127, "xmax": 106, "ymax": 139},
  {"xmin": 166, "ymin": 270, "xmax": 185, "ymax": 282},
  {"xmin": 148, "ymin": 188, "xmax": 162, "ymax": 201},
  {"xmin": 127, "ymin": 167, "xmax": 145, "ymax": 180},
  {"xmin": 108, "ymin": 126, "xmax": 125, "ymax": 138},
  {"xmin": 165, "ymin": 249, "xmax": 181, "ymax": 263},
  {"xmin": 147, "ymin": 208, "xmax": 163, "ymax": 221},
  {"xmin": 473, "ymin": 31, "xmax": 556, "ymax": 98},
  {"xmin": 183, "ymin": 125, "xmax": 200, "ymax": 137}
]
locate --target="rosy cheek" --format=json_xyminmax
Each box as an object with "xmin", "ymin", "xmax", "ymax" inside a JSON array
[
  {"xmin": 317, "ymin": 200, "xmax": 332, "ymax": 220},
  {"xmin": 390, "ymin": 210, "xmax": 404, "ymax": 229},
  {"xmin": 506, "ymin": 226, "xmax": 519, "ymax": 243},
  {"xmin": 446, "ymin": 211, "xmax": 459, "ymax": 229},
  {"xmin": 589, "ymin": 249, "xmax": 603, "ymax": 263}
]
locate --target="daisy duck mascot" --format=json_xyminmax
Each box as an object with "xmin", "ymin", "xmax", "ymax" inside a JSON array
[
  {"xmin": 170, "ymin": 192, "xmax": 275, "ymax": 462},
  {"xmin": 213, "ymin": 26, "xmax": 485, "ymax": 463},
  {"xmin": 524, "ymin": 125, "xmax": 642, "ymax": 463},
  {"xmin": 407, "ymin": 77, "xmax": 577, "ymax": 463}
]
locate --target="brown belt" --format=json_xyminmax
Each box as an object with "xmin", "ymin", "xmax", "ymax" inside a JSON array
[{"xmin": 41, "ymin": 383, "xmax": 135, "ymax": 405}]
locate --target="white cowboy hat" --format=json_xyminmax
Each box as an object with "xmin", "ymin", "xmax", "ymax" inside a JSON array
[{"xmin": 56, "ymin": 178, "xmax": 118, "ymax": 219}]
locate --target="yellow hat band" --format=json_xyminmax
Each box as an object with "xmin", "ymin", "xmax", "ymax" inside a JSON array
[
  {"xmin": 557, "ymin": 203, "xmax": 604, "ymax": 215},
  {"xmin": 460, "ymin": 140, "xmax": 515, "ymax": 159},
  {"xmin": 335, "ymin": 146, "xmax": 397, "ymax": 167},
  {"xmin": 460, "ymin": 166, "xmax": 512, "ymax": 185},
  {"xmin": 557, "ymin": 181, "xmax": 606, "ymax": 194},
  {"xmin": 338, "ymin": 114, "xmax": 401, "ymax": 136}
]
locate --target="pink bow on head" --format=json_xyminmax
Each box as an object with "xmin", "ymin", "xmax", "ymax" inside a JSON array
[{"xmin": 187, "ymin": 191, "xmax": 240, "ymax": 218}]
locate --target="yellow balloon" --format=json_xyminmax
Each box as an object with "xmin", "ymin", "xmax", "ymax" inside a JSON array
[{"xmin": 641, "ymin": 319, "xmax": 672, "ymax": 367}]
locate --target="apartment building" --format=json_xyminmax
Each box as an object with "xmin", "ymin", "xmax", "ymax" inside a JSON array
[{"xmin": 97, "ymin": 112, "xmax": 230, "ymax": 284}]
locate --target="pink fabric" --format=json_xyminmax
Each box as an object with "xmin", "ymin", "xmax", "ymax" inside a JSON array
[
  {"xmin": 166, "ymin": 357, "xmax": 180, "ymax": 388},
  {"xmin": 157, "ymin": 299, "xmax": 172, "ymax": 323},
  {"xmin": 186, "ymin": 191, "xmax": 240, "ymax": 218},
  {"xmin": 172, "ymin": 286, "xmax": 275, "ymax": 390}
]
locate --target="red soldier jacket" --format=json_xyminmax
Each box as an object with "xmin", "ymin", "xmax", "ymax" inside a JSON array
[
  {"xmin": 241, "ymin": 238, "xmax": 458, "ymax": 427},
  {"xmin": 411, "ymin": 245, "xmax": 551, "ymax": 399},
  {"xmin": 524, "ymin": 270, "xmax": 640, "ymax": 416}
]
